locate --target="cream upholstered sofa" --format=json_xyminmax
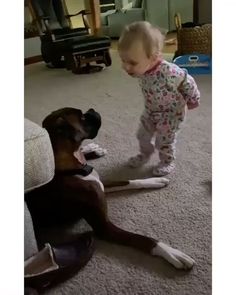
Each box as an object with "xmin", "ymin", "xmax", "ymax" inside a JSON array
[
  {"xmin": 100, "ymin": 0, "xmax": 170, "ymax": 38},
  {"xmin": 24, "ymin": 118, "xmax": 55, "ymax": 260},
  {"xmin": 101, "ymin": 0, "xmax": 145, "ymax": 37}
]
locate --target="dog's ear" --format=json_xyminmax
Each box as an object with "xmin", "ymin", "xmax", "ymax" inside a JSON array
[
  {"xmin": 42, "ymin": 116, "xmax": 67, "ymax": 133},
  {"xmin": 55, "ymin": 117, "xmax": 68, "ymax": 134}
]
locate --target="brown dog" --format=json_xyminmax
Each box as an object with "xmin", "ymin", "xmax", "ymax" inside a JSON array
[{"xmin": 25, "ymin": 107, "xmax": 195, "ymax": 270}]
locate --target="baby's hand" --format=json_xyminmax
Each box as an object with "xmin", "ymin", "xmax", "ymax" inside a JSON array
[
  {"xmin": 177, "ymin": 80, "xmax": 185, "ymax": 93},
  {"xmin": 187, "ymin": 101, "xmax": 199, "ymax": 110}
]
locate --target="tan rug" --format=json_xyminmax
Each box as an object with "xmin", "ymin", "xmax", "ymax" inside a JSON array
[{"xmin": 25, "ymin": 50, "xmax": 212, "ymax": 295}]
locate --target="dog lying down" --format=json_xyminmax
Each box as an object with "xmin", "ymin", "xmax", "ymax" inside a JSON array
[{"xmin": 25, "ymin": 107, "xmax": 195, "ymax": 270}]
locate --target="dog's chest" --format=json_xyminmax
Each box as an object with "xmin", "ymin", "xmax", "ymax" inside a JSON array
[{"xmin": 75, "ymin": 169, "xmax": 104, "ymax": 192}]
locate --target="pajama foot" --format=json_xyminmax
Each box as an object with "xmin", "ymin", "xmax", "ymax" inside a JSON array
[{"xmin": 153, "ymin": 162, "xmax": 175, "ymax": 176}]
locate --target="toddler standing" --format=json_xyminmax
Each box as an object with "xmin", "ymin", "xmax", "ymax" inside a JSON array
[{"xmin": 118, "ymin": 21, "xmax": 200, "ymax": 176}]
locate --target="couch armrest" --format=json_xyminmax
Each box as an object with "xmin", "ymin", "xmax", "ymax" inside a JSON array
[
  {"xmin": 24, "ymin": 118, "xmax": 55, "ymax": 259},
  {"xmin": 24, "ymin": 119, "xmax": 55, "ymax": 193},
  {"xmin": 24, "ymin": 202, "xmax": 38, "ymax": 259}
]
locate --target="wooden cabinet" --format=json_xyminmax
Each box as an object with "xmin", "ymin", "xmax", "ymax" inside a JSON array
[{"xmin": 196, "ymin": 0, "xmax": 212, "ymax": 24}]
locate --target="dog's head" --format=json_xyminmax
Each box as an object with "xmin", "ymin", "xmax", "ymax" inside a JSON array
[{"xmin": 42, "ymin": 107, "xmax": 101, "ymax": 145}]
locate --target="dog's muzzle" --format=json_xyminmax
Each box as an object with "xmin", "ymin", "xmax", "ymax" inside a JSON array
[{"xmin": 84, "ymin": 109, "xmax": 101, "ymax": 139}]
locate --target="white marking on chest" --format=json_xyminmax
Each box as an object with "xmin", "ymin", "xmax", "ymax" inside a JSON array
[{"xmin": 75, "ymin": 169, "xmax": 104, "ymax": 192}]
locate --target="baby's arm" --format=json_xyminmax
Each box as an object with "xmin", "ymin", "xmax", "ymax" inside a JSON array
[{"xmin": 177, "ymin": 70, "xmax": 200, "ymax": 109}]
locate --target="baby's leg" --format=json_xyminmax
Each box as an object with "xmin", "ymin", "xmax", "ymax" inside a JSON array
[
  {"xmin": 153, "ymin": 131, "xmax": 177, "ymax": 176},
  {"xmin": 128, "ymin": 121, "xmax": 155, "ymax": 168}
]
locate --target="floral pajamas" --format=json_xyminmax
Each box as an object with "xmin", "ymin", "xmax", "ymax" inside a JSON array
[
  {"xmin": 136, "ymin": 120, "xmax": 177, "ymax": 164},
  {"xmin": 136, "ymin": 60, "xmax": 200, "ymax": 165}
]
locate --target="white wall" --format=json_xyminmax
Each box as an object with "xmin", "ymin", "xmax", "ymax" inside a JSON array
[
  {"xmin": 24, "ymin": 37, "xmax": 41, "ymax": 58},
  {"xmin": 24, "ymin": 5, "xmax": 41, "ymax": 59}
]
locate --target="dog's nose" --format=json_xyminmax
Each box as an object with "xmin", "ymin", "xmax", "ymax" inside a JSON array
[{"xmin": 87, "ymin": 108, "xmax": 95, "ymax": 113}]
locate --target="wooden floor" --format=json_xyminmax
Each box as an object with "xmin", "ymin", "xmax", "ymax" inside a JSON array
[{"xmin": 111, "ymin": 32, "xmax": 177, "ymax": 54}]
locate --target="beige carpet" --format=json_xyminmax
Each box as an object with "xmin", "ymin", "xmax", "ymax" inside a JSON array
[{"xmin": 25, "ymin": 50, "xmax": 212, "ymax": 295}]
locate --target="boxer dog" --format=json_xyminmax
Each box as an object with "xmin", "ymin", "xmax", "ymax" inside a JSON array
[{"xmin": 25, "ymin": 107, "xmax": 195, "ymax": 270}]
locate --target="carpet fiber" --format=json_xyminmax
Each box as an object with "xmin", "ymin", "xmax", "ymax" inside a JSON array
[{"xmin": 25, "ymin": 50, "xmax": 212, "ymax": 295}]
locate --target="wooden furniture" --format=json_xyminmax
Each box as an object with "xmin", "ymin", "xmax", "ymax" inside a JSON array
[
  {"xmin": 26, "ymin": 0, "xmax": 111, "ymax": 73},
  {"xmin": 89, "ymin": 0, "xmax": 102, "ymax": 34},
  {"xmin": 24, "ymin": 0, "xmax": 106, "ymax": 66},
  {"xmin": 193, "ymin": 0, "xmax": 212, "ymax": 24}
]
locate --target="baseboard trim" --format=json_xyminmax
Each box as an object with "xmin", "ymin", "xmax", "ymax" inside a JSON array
[{"xmin": 25, "ymin": 55, "xmax": 43, "ymax": 65}]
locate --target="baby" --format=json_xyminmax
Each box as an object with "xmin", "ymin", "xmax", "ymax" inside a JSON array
[{"xmin": 118, "ymin": 21, "xmax": 200, "ymax": 176}]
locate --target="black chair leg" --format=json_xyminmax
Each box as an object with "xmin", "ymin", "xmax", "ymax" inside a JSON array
[
  {"xmin": 104, "ymin": 50, "xmax": 112, "ymax": 66},
  {"xmin": 72, "ymin": 63, "xmax": 104, "ymax": 75},
  {"xmin": 64, "ymin": 53, "xmax": 75, "ymax": 71},
  {"xmin": 46, "ymin": 59, "xmax": 65, "ymax": 69},
  {"xmin": 41, "ymin": 41, "xmax": 65, "ymax": 68}
]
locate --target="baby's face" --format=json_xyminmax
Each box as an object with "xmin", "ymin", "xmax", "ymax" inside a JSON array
[{"xmin": 118, "ymin": 40, "xmax": 156, "ymax": 77}]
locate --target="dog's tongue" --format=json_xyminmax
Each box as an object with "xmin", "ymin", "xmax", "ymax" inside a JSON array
[{"xmin": 73, "ymin": 149, "xmax": 86, "ymax": 165}]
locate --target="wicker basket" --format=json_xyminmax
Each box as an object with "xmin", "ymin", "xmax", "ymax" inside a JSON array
[{"xmin": 174, "ymin": 13, "xmax": 212, "ymax": 57}]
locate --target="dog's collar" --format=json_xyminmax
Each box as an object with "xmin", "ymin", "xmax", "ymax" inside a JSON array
[{"xmin": 56, "ymin": 164, "xmax": 93, "ymax": 177}]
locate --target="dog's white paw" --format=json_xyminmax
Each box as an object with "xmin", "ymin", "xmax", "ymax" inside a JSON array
[
  {"xmin": 152, "ymin": 242, "xmax": 195, "ymax": 270},
  {"xmin": 81, "ymin": 143, "xmax": 99, "ymax": 153},
  {"xmin": 81, "ymin": 143, "xmax": 107, "ymax": 157},
  {"xmin": 130, "ymin": 177, "xmax": 169, "ymax": 189},
  {"xmin": 150, "ymin": 177, "xmax": 169, "ymax": 187}
]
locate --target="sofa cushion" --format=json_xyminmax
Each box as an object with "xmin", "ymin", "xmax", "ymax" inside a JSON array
[{"xmin": 24, "ymin": 118, "xmax": 55, "ymax": 193}]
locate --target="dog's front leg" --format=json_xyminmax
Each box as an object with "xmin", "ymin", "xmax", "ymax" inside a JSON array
[
  {"xmin": 64, "ymin": 178, "xmax": 194, "ymax": 270},
  {"xmin": 104, "ymin": 177, "xmax": 170, "ymax": 193},
  {"xmin": 80, "ymin": 194, "xmax": 194, "ymax": 270},
  {"xmin": 85, "ymin": 208, "xmax": 195, "ymax": 269}
]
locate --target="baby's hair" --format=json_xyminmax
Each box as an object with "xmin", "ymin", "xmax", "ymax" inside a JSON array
[{"xmin": 118, "ymin": 21, "xmax": 165, "ymax": 58}]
